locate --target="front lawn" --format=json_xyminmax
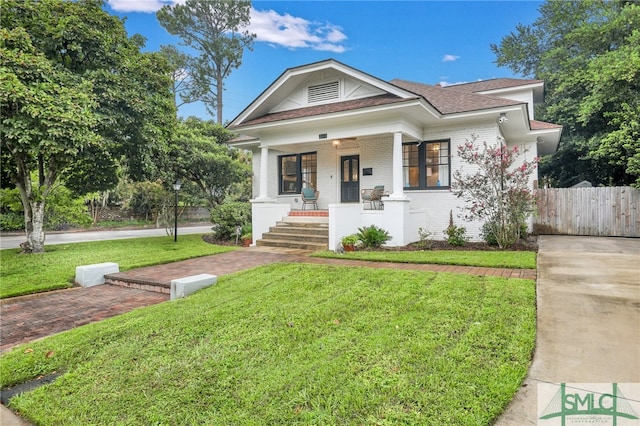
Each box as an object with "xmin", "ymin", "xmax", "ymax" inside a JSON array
[
  {"xmin": 1, "ymin": 264, "xmax": 536, "ymax": 425},
  {"xmin": 0, "ymin": 234, "xmax": 236, "ymax": 299},
  {"xmin": 314, "ymin": 249, "xmax": 537, "ymax": 269}
]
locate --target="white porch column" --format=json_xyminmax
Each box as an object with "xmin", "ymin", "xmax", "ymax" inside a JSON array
[
  {"xmin": 390, "ymin": 131, "xmax": 405, "ymax": 198},
  {"xmin": 257, "ymin": 145, "xmax": 269, "ymax": 200}
]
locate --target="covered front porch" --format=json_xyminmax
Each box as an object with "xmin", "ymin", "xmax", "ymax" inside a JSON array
[
  {"xmin": 251, "ymin": 198, "xmax": 425, "ymax": 252},
  {"xmin": 248, "ymin": 129, "xmax": 427, "ymax": 251}
]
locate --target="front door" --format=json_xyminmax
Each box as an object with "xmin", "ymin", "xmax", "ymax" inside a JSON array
[{"xmin": 341, "ymin": 155, "xmax": 360, "ymax": 203}]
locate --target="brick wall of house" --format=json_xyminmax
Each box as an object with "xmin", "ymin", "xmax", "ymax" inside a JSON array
[{"xmin": 251, "ymin": 120, "xmax": 540, "ymax": 241}]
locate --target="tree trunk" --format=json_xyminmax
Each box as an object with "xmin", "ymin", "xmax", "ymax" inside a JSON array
[
  {"xmin": 29, "ymin": 202, "xmax": 46, "ymax": 253},
  {"xmin": 22, "ymin": 198, "xmax": 46, "ymax": 253},
  {"xmin": 216, "ymin": 76, "xmax": 223, "ymax": 125},
  {"xmin": 15, "ymin": 165, "xmax": 49, "ymax": 253}
]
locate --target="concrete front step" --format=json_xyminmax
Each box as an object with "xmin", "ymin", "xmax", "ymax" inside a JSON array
[
  {"xmin": 262, "ymin": 232, "xmax": 328, "ymax": 243},
  {"xmin": 268, "ymin": 225, "xmax": 329, "ymax": 236},
  {"xmin": 257, "ymin": 215, "xmax": 329, "ymax": 251},
  {"xmin": 278, "ymin": 216, "xmax": 329, "ymax": 225},
  {"xmin": 255, "ymin": 238, "xmax": 327, "ymax": 251},
  {"xmin": 104, "ymin": 275, "xmax": 170, "ymax": 294}
]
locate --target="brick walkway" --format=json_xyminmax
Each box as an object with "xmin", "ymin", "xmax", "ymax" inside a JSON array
[
  {"xmin": 1, "ymin": 247, "xmax": 535, "ymax": 353},
  {"xmin": 0, "ymin": 287, "xmax": 167, "ymax": 352}
]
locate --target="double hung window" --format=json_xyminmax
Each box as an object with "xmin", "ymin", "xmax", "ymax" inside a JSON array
[
  {"xmin": 279, "ymin": 152, "xmax": 317, "ymax": 194},
  {"xmin": 402, "ymin": 140, "xmax": 450, "ymax": 189}
]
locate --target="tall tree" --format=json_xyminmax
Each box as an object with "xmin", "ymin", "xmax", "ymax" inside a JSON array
[
  {"xmin": 491, "ymin": 0, "xmax": 640, "ymax": 187},
  {"xmin": 1, "ymin": 27, "xmax": 98, "ymax": 252},
  {"xmin": 1, "ymin": 0, "xmax": 175, "ymax": 252},
  {"xmin": 157, "ymin": 0, "xmax": 255, "ymax": 124}
]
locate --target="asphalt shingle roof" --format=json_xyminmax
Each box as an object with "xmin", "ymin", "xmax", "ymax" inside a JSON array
[
  {"xmin": 390, "ymin": 79, "xmax": 523, "ymax": 115},
  {"xmin": 443, "ymin": 78, "xmax": 544, "ymax": 93},
  {"xmin": 231, "ymin": 72, "xmax": 552, "ymax": 130},
  {"xmin": 230, "ymin": 94, "xmax": 414, "ymax": 128},
  {"xmin": 530, "ymin": 119, "xmax": 563, "ymax": 130}
]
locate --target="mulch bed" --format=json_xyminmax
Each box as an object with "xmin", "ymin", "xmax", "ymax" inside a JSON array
[
  {"xmin": 400, "ymin": 237, "xmax": 538, "ymax": 252},
  {"xmin": 202, "ymin": 234, "xmax": 245, "ymax": 247},
  {"xmin": 202, "ymin": 234, "xmax": 539, "ymax": 252}
]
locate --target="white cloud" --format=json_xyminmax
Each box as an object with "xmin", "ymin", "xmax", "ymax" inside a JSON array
[
  {"xmin": 106, "ymin": 2, "xmax": 348, "ymax": 52},
  {"xmin": 437, "ymin": 80, "xmax": 467, "ymax": 87},
  {"xmin": 107, "ymin": 0, "xmax": 184, "ymax": 13},
  {"xmin": 442, "ymin": 54, "xmax": 460, "ymax": 62},
  {"xmin": 248, "ymin": 8, "xmax": 347, "ymax": 52}
]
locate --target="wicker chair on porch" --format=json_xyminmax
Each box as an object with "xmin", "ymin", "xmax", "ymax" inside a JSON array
[
  {"xmin": 361, "ymin": 185, "xmax": 385, "ymax": 210},
  {"xmin": 301, "ymin": 188, "xmax": 319, "ymax": 210}
]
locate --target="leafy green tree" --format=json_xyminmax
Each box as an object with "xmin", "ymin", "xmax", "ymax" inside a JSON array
[
  {"xmin": 492, "ymin": 0, "xmax": 640, "ymax": 187},
  {"xmin": 1, "ymin": 0, "xmax": 176, "ymax": 252},
  {"xmin": 172, "ymin": 117, "xmax": 251, "ymax": 209},
  {"xmin": 1, "ymin": 27, "xmax": 97, "ymax": 252},
  {"xmin": 157, "ymin": 0, "xmax": 255, "ymax": 124}
]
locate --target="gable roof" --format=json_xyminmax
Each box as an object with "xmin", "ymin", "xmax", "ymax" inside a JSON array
[
  {"xmin": 228, "ymin": 59, "xmax": 561, "ymax": 155},
  {"xmin": 229, "ymin": 62, "xmax": 527, "ymax": 130},
  {"xmin": 229, "ymin": 59, "xmax": 416, "ymax": 129}
]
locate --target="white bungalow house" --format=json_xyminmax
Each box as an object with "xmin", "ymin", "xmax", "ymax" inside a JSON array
[{"xmin": 227, "ymin": 59, "xmax": 562, "ymax": 250}]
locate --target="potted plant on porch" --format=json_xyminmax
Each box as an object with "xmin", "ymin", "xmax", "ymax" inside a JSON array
[{"xmin": 341, "ymin": 234, "xmax": 359, "ymax": 252}]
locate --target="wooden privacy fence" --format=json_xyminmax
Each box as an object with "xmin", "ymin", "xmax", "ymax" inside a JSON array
[{"xmin": 533, "ymin": 187, "xmax": 640, "ymax": 237}]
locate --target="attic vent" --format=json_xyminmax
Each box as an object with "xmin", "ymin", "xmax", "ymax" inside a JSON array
[{"xmin": 308, "ymin": 81, "xmax": 340, "ymax": 103}]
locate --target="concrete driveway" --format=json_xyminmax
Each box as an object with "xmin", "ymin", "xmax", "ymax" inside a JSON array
[{"xmin": 496, "ymin": 235, "xmax": 640, "ymax": 425}]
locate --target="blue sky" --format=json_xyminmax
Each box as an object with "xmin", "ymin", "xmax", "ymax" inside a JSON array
[{"xmin": 105, "ymin": 1, "xmax": 543, "ymax": 123}]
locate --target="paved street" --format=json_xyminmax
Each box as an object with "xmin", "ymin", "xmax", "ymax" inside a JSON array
[{"xmin": 0, "ymin": 225, "xmax": 213, "ymax": 250}]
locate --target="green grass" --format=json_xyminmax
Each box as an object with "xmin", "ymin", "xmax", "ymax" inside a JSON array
[
  {"xmin": 313, "ymin": 249, "xmax": 537, "ymax": 269},
  {"xmin": 1, "ymin": 264, "xmax": 536, "ymax": 425},
  {"xmin": 0, "ymin": 234, "xmax": 236, "ymax": 299}
]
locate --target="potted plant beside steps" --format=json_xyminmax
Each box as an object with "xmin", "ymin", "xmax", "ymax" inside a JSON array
[
  {"xmin": 341, "ymin": 234, "xmax": 359, "ymax": 252},
  {"xmin": 241, "ymin": 225, "xmax": 252, "ymax": 247}
]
